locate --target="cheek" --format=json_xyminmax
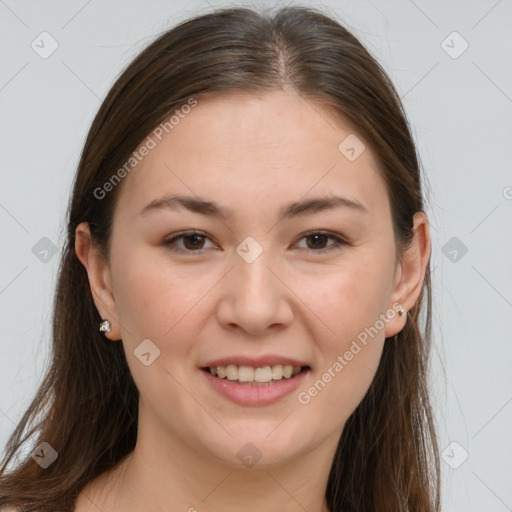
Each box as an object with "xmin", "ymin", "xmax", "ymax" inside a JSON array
[
  {"xmin": 299, "ymin": 254, "xmax": 390, "ymax": 343},
  {"xmin": 110, "ymin": 252, "xmax": 208, "ymax": 399},
  {"xmin": 300, "ymin": 272, "xmax": 386, "ymax": 420},
  {"xmin": 112, "ymin": 248, "xmax": 206, "ymax": 340},
  {"xmin": 294, "ymin": 254, "xmax": 389, "ymax": 410}
]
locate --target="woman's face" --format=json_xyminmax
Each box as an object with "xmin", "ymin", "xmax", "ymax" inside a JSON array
[{"xmin": 84, "ymin": 90, "xmax": 418, "ymax": 468}]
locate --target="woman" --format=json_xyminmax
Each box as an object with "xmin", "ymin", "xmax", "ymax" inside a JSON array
[{"xmin": 0, "ymin": 6, "xmax": 440, "ymax": 511}]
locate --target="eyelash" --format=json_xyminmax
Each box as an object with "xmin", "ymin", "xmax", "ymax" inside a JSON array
[{"xmin": 163, "ymin": 230, "xmax": 348, "ymax": 255}]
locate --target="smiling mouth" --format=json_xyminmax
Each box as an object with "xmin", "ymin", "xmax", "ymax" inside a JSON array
[{"xmin": 201, "ymin": 364, "xmax": 309, "ymax": 385}]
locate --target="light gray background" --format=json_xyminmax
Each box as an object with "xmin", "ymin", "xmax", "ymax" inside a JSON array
[{"xmin": 1, "ymin": 1, "xmax": 511, "ymax": 510}]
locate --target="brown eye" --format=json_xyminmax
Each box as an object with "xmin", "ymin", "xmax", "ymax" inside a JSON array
[
  {"xmin": 296, "ymin": 232, "xmax": 347, "ymax": 254},
  {"xmin": 164, "ymin": 231, "xmax": 216, "ymax": 254},
  {"xmin": 305, "ymin": 233, "xmax": 329, "ymax": 250},
  {"xmin": 164, "ymin": 230, "xmax": 347, "ymax": 256},
  {"xmin": 182, "ymin": 234, "xmax": 206, "ymax": 250}
]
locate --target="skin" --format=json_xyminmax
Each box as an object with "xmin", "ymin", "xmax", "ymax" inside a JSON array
[{"xmin": 74, "ymin": 89, "xmax": 431, "ymax": 512}]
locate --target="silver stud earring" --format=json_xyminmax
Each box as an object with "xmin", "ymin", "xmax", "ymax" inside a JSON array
[{"xmin": 99, "ymin": 320, "xmax": 112, "ymax": 333}]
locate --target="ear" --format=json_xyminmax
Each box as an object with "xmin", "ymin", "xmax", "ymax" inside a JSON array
[
  {"xmin": 384, "ymin": 211, "xmax": 431, "ymax": 338},
  {"xmin": 74, "ymin": 222, "xmax": 122, "ymax": 341}
]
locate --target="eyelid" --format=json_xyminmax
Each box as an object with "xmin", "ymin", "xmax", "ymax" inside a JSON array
[
  {"xmin": 164, "ymin": 230, "xmax": 218, "ymax": 253},
  {"xmin": 163, "ymin": 230, "xmax": 348, "ymax": 255},
  {"xmin": 294, "ymin": 231, "xmax": 348, "ymax": 253}
]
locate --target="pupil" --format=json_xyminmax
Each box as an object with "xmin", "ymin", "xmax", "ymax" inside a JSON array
[
  {"xmin": 185, "ymin": 235, "xmax": 203, "ymax": 249},
  {"xmin": 309, "ymin": 234, "xmax": 326, "ymax": 249}
]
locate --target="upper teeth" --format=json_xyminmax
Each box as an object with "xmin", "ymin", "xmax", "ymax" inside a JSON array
[{"xmin": 210, "ymin": 364, "xmax": 302, "ymax": 383}]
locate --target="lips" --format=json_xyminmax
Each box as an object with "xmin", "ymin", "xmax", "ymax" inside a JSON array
[
  {"xmin": 201, "ymin": 365, "xmax": 309, "ymax": 406},
  {"xmin": 200, "ymin": 355, "xmax": 311, "ymax": 406}
]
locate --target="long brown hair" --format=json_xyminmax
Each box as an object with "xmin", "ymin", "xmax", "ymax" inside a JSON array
[{"xmin": 0, "ymin": 6, "xmax": 440, "ymax": 511}]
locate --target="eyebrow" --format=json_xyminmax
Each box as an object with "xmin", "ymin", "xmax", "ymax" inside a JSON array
[{"xmin": 139, "ymin": 194, "xmax": 368, "ymax": 220}]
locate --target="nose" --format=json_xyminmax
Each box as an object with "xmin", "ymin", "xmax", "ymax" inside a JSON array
[{"xmin": 215, "ymin": 251, "xmax": 295, "ymax": 336}]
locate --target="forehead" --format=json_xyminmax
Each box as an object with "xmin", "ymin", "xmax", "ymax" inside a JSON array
[{"xmin": 114, "ymin": 90, "xmax": 389, "ymax": 223}]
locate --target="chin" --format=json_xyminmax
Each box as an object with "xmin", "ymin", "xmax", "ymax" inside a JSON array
[{"xmin": 201, "ymin": 424, "xmax": 311, "ymax": 469}]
